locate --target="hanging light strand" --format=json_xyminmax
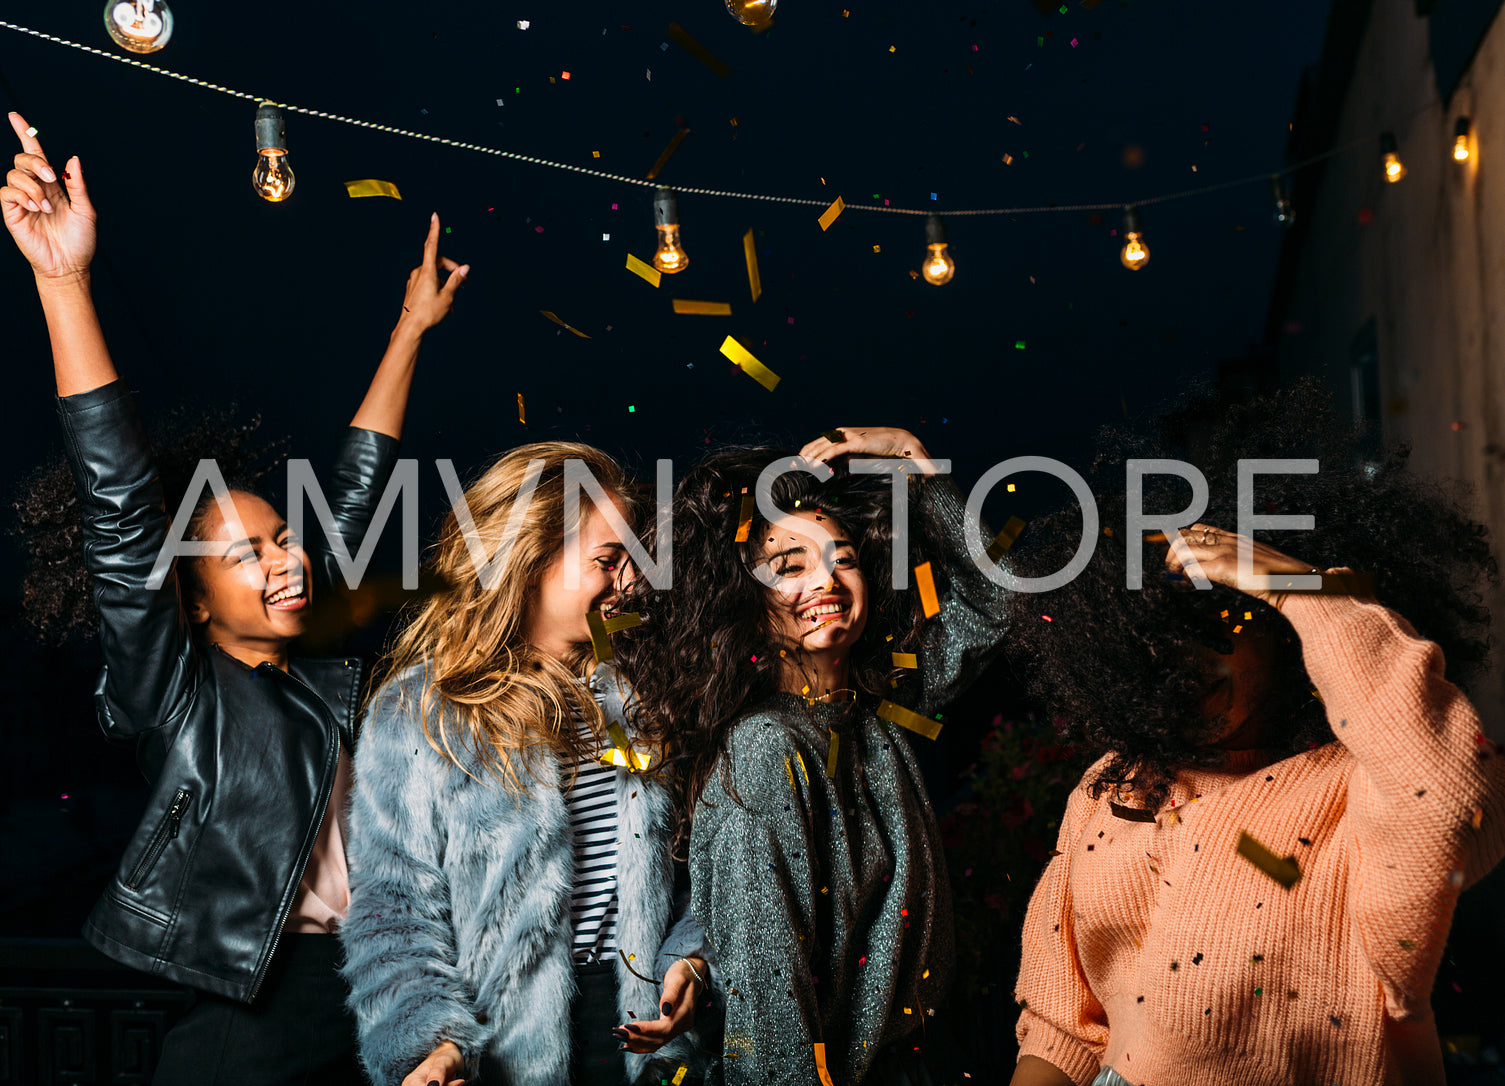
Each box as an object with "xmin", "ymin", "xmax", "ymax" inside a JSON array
[{"xmin": 0, "ymin": 18, "xmax": 1442, "ymax": 220}]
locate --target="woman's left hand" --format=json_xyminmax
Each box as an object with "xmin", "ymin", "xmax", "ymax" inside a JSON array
[
  {"xmin": 396, "ymin": 213, "xmax": 468, "ymax": 335},
  {"xmin": 612, "ymin": 957, "xmax": 705, "ymax": 1053},
  {"xmin": 1163, "ymin": 523, "xmax": 1317, "ymax": 609},
  {"xmin": 798, "ymin": 426, "xmax": 931, "ymax": 465}
]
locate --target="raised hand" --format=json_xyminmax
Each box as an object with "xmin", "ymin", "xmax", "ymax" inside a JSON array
[
  {"xmin": 397, "ymin": 212, "xmax": 468, "ymax": 335},
  {"xmin": 798, "ymin": 426, "xmax": 933, "ymax": 465},
  {"xmin": 1163, "ymin": 523, "xmax": 1320, "ymax": 609},
  {"xmin": 611, "ymin": 956, "xmax": 705, "ymax": 1053},
  {"xmin": 1, "ymin": 113, "xmax": 97, "ymax": 280}
]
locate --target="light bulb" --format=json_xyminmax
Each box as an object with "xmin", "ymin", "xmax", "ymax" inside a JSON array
[
  {"xmin": 104, "ymin": 0, "xmax": 173, "ymax": 53},
  {"xmin": 921, "ymin": 214, "xmax": 955, "ymax": 286},
  {"xmin": 1379, "ymin": 132, "xmax": 1406, "ymax": 183},
  {"xmin": 1118, "ymin": 206, "xmax": 1149, "ymax": 271},
  {"xmin": 726, "ymin": 0, "xmax": 777, "ymax": 25},
  {"xmin": 652, "ymin": 187, "xmax": 689, "ymax": 274},
  {"xmin": 252, "ymin": 104, "xmax": 295, "ymax": 203},
  {"xmin": 1453, "ymin": 117, "xmax": 1471, "ymax": 162}
]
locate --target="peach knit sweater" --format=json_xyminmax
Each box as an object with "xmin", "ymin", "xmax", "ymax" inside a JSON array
[{"xmin": 1015, "ymin": 593, "xmax": 1505, "ymax": 1086}]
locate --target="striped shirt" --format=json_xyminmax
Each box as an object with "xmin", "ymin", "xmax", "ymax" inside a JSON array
[{"xmin": 560, "ymin": 716, "xmax": 621, "ymax": 964}]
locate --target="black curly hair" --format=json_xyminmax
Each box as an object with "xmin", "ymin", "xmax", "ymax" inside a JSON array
[
  {"xmin": 1005, "ymin": 378, "xmax": 1496, "ymax": 808},
  {"xmin": 11, "ymin": 404, "xmax": 287, "ymax": 641},
  {"xmin": 614, "ymin": 447, "xmax": 952, "ymax": 850}
]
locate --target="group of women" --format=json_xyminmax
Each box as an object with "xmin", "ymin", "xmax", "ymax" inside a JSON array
[{"xmin": 7, "ymin": 111, "xmax": 1504, "ymax": 1086}]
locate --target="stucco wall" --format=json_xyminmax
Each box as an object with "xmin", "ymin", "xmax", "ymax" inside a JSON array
[{"xmin": 1276, "ymin": 0, "xmax": 1505, "ymax": 737}]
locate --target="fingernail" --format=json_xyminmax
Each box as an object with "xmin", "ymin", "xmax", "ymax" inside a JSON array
[
  {"xmin": 428, "ymin": 1080, "xmax": 441, "ymax": 1086},
  {"xmin": 459, "ymin": 264, "xmax": 470, "ymax": 277},
  {"xmin": 27, "ymin": 201, "xmax": 38, "ymax": 212},
  {"xmin": 40, "ymin": 198, "xmax": 53, "ymax": 213},
  {"xmin": 432, "ymin": 211, "xmax": 438, "ymax": 221},
  {"xmin": 661, "ymin": 1002, "xmax": 673, "ymax": 1015},
  {"xmin": 40, "ymin": 167, "xmax": 56, "ymax": 182}
]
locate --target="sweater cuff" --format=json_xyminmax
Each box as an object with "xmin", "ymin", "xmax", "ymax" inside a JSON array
[{"xmin": 1016, "ymin": 1012, "xmax": 1102, "ymax": 1086}]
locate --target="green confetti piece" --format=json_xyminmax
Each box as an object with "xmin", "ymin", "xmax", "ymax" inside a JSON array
[{"xmin": 1015, "ymin": 340, "xmax": 1026, "ymax": 349}]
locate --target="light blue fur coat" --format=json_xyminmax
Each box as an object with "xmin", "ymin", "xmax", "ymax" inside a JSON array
[{"xmin": 340, "ymin": 663, "xmax": 711, "ymax": 1086}]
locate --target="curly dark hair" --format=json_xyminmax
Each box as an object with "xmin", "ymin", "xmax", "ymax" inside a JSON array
[
  {"xmin": 1005, "ymin": 378, "xmax": 1496, "ymax": 808},
  {"xmin": 11, "ymin": 403, "xmax": 287, "ymax": 641},
  {"xmin": 614, "ymin": 447, "xmax": 951, "ymax": 850}
]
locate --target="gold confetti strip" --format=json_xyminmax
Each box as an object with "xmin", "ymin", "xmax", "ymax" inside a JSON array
[
  {"xmin": 795, "ymin": 750, "xmax": 811, "ymax": 785},
  {"xmin": 877, "ymin": 700, "xmax": 943, "ymax": 740},
  {"xmin": 720, "ymin": 335, "xmax": 781, "ymax": 391},
  {"xmin": 814, "ymin": 1043, "xmax": 837, "ymax": 1086},
  {"xmin": 986, "ymin": 516, "xmax": 1028, "ymax": 562},
  {"xmin": 625, "ymin": 253, "xmax": 663, "ymax": 288},
  {"xmin": 742, "ymin": 228, "xmax": 763, "ymax": 302},
  {"xmin": 734, "ymin": 489, "xmax": 754, "ymax": 541},
  {"xmin": 817, "ymin": 195, "xmax": 846, "ymax": 232},
  {"xmin": 784, "ymin": 756, "xmax": 798, "ymax": 792},
  {"xmin": 826, "ymin": 729, "xmax": 840, "ymax": 778},
  {"xmin": 603, "ymin": 721, "xmax": 652, "ymax": 771},
  {"xmin": 587, "ymin": 611, "xmax": 615, "ymax": 662},
  {"xmin": 821, "ymin": 428, "xmax": 845, "ymax": 443},
  {"xmin": 539, "ymin": 310, "xmax": 593, "ymax": 338},
  {"xmin": 1109, "ymin": 801, "xmax": 1157, "ymax": 823},
  {"xmin": 619, "ymin": 947, "xmax": 659, "ymax": 983},
  {"xmin": 343, "ymin": 178, "xmax": 402, "ymax": 199},
  {"xmin": 601, "ymin": 612, "xmax": 642, "ymax": 635},
  {"xmin": 646, "ymin": 127, "xmax": 692, "ymax": 180},
  {"xmin": 672, "ymin": 1068, "xmax": 688, "ymax": 1086},
  {"xmin": 516, "ymin": 392, "xmax": 527, "ymax": 426},
  {"xmin": 672, "ymin": 298, "xmax": 733, "ymax": 315},
  {"xmin": 914, "ymin": 561, "xmax": 940, "ymax": 618},
  {"xmin": 1236, "ymin": 830, "xmax": 1302, "ymax": 889},
  {"xmin": 667, "ymin": 22, "xmax": 732, "ymax": 77},
  {"xmin": 891, "ymin": 651, "xmax": 918, "ymax": 668}
]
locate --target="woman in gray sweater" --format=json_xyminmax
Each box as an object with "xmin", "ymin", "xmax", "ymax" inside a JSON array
[{"xmin": 614, "ymin": 427, "xmax": 1012, "ymax": 1085}]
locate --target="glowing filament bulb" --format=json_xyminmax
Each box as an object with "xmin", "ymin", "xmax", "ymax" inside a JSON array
[
  {"xmin": 252, "ymin": 104, "xmax": 296, "ymax": 203},
  {"xmin": 726, "ymin": 0, "xmax": 777, "ymax": 25},
  {"xmin": 652, "ymin": 187, "xmax": 689, "ymax": 274},
  {"xmin": 1380, "ymin": 132, "xmax": 1406, "ymax": 183},
  {"xmin": 1453, "ymin": 117, "xmax": 1471, "ymax": 162},
  {"xmin": 921, "ymin": 214, "xmax": 955, "ymax": 286},
  {"xmin": 104, "ymin": 0, "xmax": 173, "ymax": 53},
  {"xmin": 1119, "ymin": 206, "xmax": 1149, "ymax": 271}
]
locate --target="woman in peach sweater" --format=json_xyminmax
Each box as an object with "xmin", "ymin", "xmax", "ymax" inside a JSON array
[{"xmin": 1005, "ymin": 384, "xmax": 1505, "ymax": 1086}]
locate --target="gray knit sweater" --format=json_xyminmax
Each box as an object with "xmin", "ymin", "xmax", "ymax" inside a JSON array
[{"xmin": 689, "ymin": 481, "xmax": 1012, "ymax": 1085}]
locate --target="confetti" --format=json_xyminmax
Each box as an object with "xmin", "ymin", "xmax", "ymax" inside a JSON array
[
  {"xmin": 647, "ymin": 128, "xmax": 692, "ymax": 180},
  {"xmin": 1109, "ymin": 801, "xmax": 1157, "ymax": 823},
  {"xmin": 720, "ymin": 335, "xmax": 781, "ymax": 391},
  {"xmin": 1236, "ymin": 831, "xmax": 1302, "ymax": 888},
  {"xmin": 877, "ymin": 700, "xmax": 943, "ymax": 740},
  {"xmin": 517, "ymin": 19, "xmax": 530, "ymax": 28},
  {"xmin": 814, "ymin": 1043, "xmax": 837, "ymax": 1086},
  {"xmin": 343, "ymin": 178, "xmax": 402, "ymax": 199},
  {"xmin": 625, "ymin": 253, "xmax": 663, "ymax": 288},
  {"xmin": 817, "ymin": 196, "xmax": 846, "ymax": 232},
  {"xmin": 672, "ymin": 1068, "xmax": 688, "ymax": 1086},
  {"xmin": 985, "ymin": 516, "xmax": 1027, "ymax": 562},
  {"xmin": 785, "ymin": 756, "xmax": 798, "ymax": 792},
  {"xmin": 826, "ymin": 729, "xmax": 840, "ymax": 778},
  {"xmin": 619, "ymin": 948, "xmax": 658, "ymax": 983},
  {"xmin": 914, "ymin": 561, "xmax": 940, "ymax": 618},
  {"xmin": 891, "ymin": 652, "xmax": 918, "ymax": 668},
  {"xmin": 667, "ymin": 22, "xmax": 732, "ymax": 77},
  {"xmin": 603, "ymin": 719, "xmax": 652, "ymax": 771},
  {"xmin": 539, "ymin": 310, "xmax": 593, "ymax": 338},
  {"xmin": 516, "ymin": 392, "xmax": 526, "ymax": 425},
  {"xmin": 730, "ymin": 488, "xmax": 755, "ymax": 542},
  {"xmin": 795, "ymin": 750, "xmax": 810, "ymax": 785},
  {"xmin": 672, "ymin": 298, "xmax": 733, "ymax": 315},
  {"xmin": 24, "ymin": 125, "xmax": 38, "ymax": 138},
  {"xmin": 742, "ymin": 228, "xmax": 764, "ymax": 303}
]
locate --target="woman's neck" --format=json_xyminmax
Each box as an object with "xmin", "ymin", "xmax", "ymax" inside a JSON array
[{"xmin": 778, "ymin": 649, "xmax": 850, "ymax": 701}]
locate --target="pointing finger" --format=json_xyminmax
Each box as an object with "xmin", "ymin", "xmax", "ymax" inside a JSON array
[
  {"xmin": 422, "ymin": 212, "xmax": 440, "ymax": 269},
  {"xmin": 8, "ymin": 112, "xmax": 43, "ymax": 157}
]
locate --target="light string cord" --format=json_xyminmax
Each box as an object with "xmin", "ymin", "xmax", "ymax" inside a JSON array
[{"xmin": 0, "ymin": 19, "xmax": 1440, "ymax": 216}]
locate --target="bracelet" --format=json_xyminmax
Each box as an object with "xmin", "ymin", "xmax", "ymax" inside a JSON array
[{"xmin": 677, "ymin": 957, "xmax": 707, "ymax": 989}]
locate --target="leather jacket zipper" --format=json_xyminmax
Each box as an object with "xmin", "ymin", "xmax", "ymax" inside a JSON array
[{"xmin": 127, "ymin": 788, "xmax": 192, "ymax": 890}]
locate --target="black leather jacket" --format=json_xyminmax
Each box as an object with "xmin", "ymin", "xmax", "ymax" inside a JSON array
[{"xmin": 59, "ymin": 380, "xmax": 399, "ymax": 1003}]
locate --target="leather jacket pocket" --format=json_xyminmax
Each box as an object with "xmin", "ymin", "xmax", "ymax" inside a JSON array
[{"xmin": 126, "ymin": 788, "xmax": 192, "ymax": 890}]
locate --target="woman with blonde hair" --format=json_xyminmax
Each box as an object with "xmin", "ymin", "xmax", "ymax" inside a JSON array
[{"xmin": 340, "ymin": 443, "xmax": 711, "ymax": 1086}]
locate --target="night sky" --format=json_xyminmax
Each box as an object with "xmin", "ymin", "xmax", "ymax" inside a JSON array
[{"xmin": 0, "ymin": 0, "xmax": 1332, "ymax": 930}]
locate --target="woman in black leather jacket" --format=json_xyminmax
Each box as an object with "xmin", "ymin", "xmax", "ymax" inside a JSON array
[{"xmin": 3, "ymin": 111, "xmax": 468, "ymax": 1085}]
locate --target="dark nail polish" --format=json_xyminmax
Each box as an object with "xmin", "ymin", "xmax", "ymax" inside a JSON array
[{"xmin": 662, "ymin": 1002, "xmax": 673, "ymax": 1015}]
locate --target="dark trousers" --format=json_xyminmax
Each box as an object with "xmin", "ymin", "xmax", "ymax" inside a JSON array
[
  {"xmin": 480, "ymin": 960, "xmax": 626, "ymax": 1085},
  {"xmin": 151, "ymin": 934, "xmax": 364, "ymax": 1086}
]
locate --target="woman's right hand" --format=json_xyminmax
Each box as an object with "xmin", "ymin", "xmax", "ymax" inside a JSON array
[
  {"xmin": 400, "ymin": 1040, "xmax": 467, "ymax": 1086},
  {"xmin": 2, "ymin": 112, "xmax": 97, "ymax": 281}
]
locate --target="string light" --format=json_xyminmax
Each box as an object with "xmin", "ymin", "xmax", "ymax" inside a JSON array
[
  {"xmin": 252, "ymin": 103, "xmax": 295, "ymax": 202},
  {"xmin": 1119, "ymin": 205, "xmax": 1149, "ymax": 271},
  {"xmin": 921, "ymin": 214, "xmax": 956, "ymax": 286},
  {"xmin": 652, "ymin": 186, "xmax": 689, "ymax": 274},
  {"xmin": 1453, "ymin": 117, "xmax": 1471, "ymax": 162},
  {"xmin": 102, "ymin": 0, "xmax": 171, "ymax": 53},
  {"xmin": 726, "ymin": 0, "xmax": 777, "ymax": 27},
  {"xmin": 1379, "ymin": 132, "xmax": 1407, "ymax": 183},
  {"xmin": 1270, "ymin": 175, "xmax": 1294, "ymax": 226}
]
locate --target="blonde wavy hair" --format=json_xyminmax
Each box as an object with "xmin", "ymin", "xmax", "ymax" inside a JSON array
[{"xmin": 380, "ymin": 442, "xmax": 641, "ymax": 791}]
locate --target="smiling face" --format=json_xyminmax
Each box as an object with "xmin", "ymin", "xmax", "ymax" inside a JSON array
[
  {"xmin": 1199, "ymin": 620, "xmax": 1281, "ymax": 749},
  {"xmin": 186, "ymin": 490, "xmax": 309, "ymax": 665},
  {"xmin": 525, "ymin": 495, "xmax": 635, "ymax": 661},
  {"xmin": 757, "ymin": 510, "xmax": 869, "ymax": 660}
]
